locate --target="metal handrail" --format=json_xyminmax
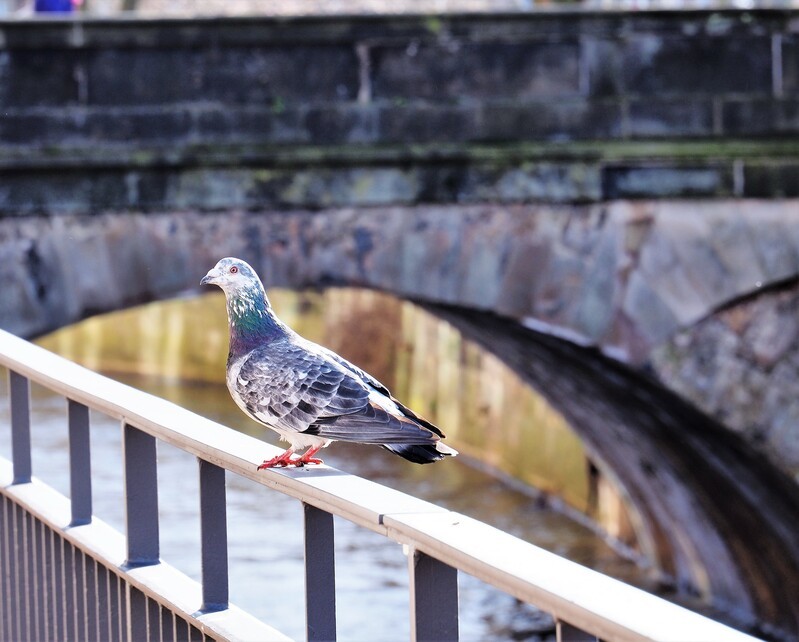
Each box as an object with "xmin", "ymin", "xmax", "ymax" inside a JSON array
[{"xmin": 0, "ymin": 328, "xmax": 760, "ymax": 642}]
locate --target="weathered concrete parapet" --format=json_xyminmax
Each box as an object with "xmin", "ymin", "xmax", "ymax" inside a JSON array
[
  {"xmin": 2, "ymin": 201, "xmax": 799, "ymax": 477},
  {"xmin": 3, "ymin": 12, "xmax": 799, "ymax": 212}
]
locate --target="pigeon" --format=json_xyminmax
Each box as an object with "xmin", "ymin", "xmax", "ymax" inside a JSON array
[{"xmin": 201, "ymin": 257, "xmax": 458, "ymax": 468}]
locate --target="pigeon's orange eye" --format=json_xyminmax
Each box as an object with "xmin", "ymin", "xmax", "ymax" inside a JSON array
[{"xmin": 230, "ymin": 266, "xmax": 239, "ymax": 274}]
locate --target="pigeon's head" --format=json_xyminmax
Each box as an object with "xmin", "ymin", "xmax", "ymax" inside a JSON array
[{"xmin": 201, "ymin": 257, "xmax": 261, "ymax": 293}]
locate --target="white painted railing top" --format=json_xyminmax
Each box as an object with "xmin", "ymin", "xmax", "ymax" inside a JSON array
[{"xmin": 0, "ymin": 328, "xmax": 761, "ymax": 642}]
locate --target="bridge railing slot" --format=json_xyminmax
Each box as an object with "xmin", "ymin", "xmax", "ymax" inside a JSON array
[
  {"xmin": 557, "ymin": 619, "xmax": 600, "ymax": 641},
  {"xmin": 408, "ymin": 547, "xmax": 459, "ymax": 642},
  {"xmin": 122, "ymin": 423, "xmax": 160, "ymax": 568},
  {"xmin": 68, "ymin": 399, "xmax": 93, "ymax": 527},
  {"xmin": 303, "ymin": 502, "xmax": 337, "ymax": 642},
  {"xmin": 9, "ymin": 370, "xmax": 32, "ymax": 485},
  {"xmin": 198, "ymin": 458, "xmax": 229, "ymax": 614}
]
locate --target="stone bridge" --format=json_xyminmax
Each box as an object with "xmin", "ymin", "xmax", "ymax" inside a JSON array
[{"xmin": 3, "ymin": 12, "xmax": 799, "ymax": 480}]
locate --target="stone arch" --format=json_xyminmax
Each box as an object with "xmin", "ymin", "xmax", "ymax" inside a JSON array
[{"xmin": 3, "ymin": 200, "xmax": 799, "ymax": 476}]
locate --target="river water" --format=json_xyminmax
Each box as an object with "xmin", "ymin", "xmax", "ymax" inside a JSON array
[{"xmin": 3, "ymin": 287, "xmax": 785, "ymax": 639}]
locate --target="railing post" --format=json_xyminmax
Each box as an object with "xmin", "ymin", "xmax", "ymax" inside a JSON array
[
  {"xmin": 9, "ymin": 370, "xmax": 32, "ymax": 484},
  {"xmin": 68, "ymin": 400, "xmax": 92, "ymax": 526},
  {"xmin": 409, "ymin": 548, "xmax": 459, "ymax": 642},
  {"xmin": 303, "ymin": 503, "xmax": 336, "ymax": 642},
  {"xmin": 122, "ymin": 423, "xmax": 160, "ymax": 567},
  {"xmin": 198, "ymin": 458, "xmax": 229, "ymax": 613},
  {"xmin": 557, "ymin": 620, "xmax": 599, "ymax": 642}
]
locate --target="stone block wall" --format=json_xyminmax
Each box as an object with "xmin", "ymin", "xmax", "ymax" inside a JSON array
[{"xmin": 2, "ymin": 11, "xmax": 799, "ymax": 212}]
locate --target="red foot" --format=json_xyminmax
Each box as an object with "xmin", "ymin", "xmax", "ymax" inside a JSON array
[
  {"xmin": 257, "ymin": 447, "xmax": 324, "ymax": 470},
  {"xmin": 257, "ymin": 450, "xmax": 297, "ymax": 469},
  {"xmin": 295, "ymin": 446, "xmax": 324, "ymax": 467}
]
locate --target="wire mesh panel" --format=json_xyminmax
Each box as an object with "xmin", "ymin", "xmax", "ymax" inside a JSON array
[
  {"xmin": 1, "ymin": 495, "xmax": 13, "ymax": 642},
  {"xmin": 0, "ymin": 491, "xmax": 235, "ymax": 642}
]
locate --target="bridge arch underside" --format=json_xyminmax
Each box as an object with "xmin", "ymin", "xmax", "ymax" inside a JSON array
[
  {"xmin": 4, "ymin": 200, "xmax": 799, "ymax": 478},
  {"xmin": 4, "ymin": 201, "xmax": 799, "ymax": 637}
]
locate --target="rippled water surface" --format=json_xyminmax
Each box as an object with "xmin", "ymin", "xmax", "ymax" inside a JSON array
[{"xmin": 0, "ymin": 289, "xmax": 658, "ymax": 641}]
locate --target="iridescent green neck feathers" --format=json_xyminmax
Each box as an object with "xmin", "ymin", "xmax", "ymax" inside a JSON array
[{"xmin": 226, "ymin": 283, "xmax": 285, "ymax": 355}]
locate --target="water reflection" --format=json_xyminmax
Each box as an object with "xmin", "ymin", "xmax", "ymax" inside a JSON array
[{"xmin": 6, "ymin": 289, "xmax": 656, "ymax": 641}]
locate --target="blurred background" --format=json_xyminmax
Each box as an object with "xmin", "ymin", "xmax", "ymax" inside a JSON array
[
  {"xmin": 3, "ymin": 0, "xmax": 790, "ymax": 17},
  {"xmin": 1, "ymin": 2, "xmax": 799, "ymax": 640}
]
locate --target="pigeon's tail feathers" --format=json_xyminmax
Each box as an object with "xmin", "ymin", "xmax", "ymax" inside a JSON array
[
  {"xmin": 321, "ymin": 345, "xmax": 446, "ymax": 439},
  {"xmin": 308, "ymin": 401, "xmax": 445, "ymax": 445},
  {"xmin": 382, "ymin": 441, "xmax": 458, "ymax": 464},
  {"xmin": 390, "ymin": 397, "xmax": 445, "ymax": 438},
  {"xmin": 435, "ymin": 442, "xmax": 458, "ymax": 456}
]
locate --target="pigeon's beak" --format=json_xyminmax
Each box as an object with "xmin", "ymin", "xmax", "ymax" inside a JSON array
[{"xmin": 201, "ymin": 269, "xmax": 220, "ymax": 286}]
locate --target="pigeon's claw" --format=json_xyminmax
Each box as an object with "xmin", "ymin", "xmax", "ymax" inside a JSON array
[
  {"xmin": 257, "ymin": 449, "xmax": 298, "ymax": 469},
  {"xmin": 295, "ymin": 446, "xmax": 324, "ymax": 467}
]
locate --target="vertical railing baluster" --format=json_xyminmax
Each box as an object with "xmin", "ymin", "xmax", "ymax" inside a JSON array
[
  {"xmin": 303, "ymin": 503, "xmax": 336, "ymax": 642},
  {"xmin": 96, "ymin": 566, "xmax": 111, "ymax": 642},
  {"xmin": 106, "ymin": 570, "xmax": 121, "ymax": 642},
  {"xmin": 177, "ymin": 617, "xmax": 190, "ymax": 642},
  {"xmin": 32, "ymin": 518, "xmax": 45, "ymax": 642},
  {"xmin": 20, "ymin": 506, "xmax": 32, "ymax": 641},
  {"xmin": 68, "ymin": 400, "xmax": 92, "ymax": 526},
  {"xmin": 147, "ymin": 597, "xmax": 160, "ymax": 642},
  {"xmin": 128, "ymin": 585, "xmax": 147, "ymax": 642},
  {"xmin": 52, "ymin": 526, "xmax": 64, "ymax": 642},
  {"xmin": 64, "ymin": 542, "xmax": 76, "ymax": 642},
  {"xmin": 0, "ymin": 497, "xmax": 9, "ymax": 642},
  {"xmin": 9, "ymin": 370, "xmax": 32, "ymax": 484},
  {"xmin": 73, "ymin": 550, "xmax": 87, "ymax": 642},
  {"xmin": 41, "ymin": 521, "xmax": 53, "ymax": 642},
  {"xmin": 408, "ymin": 548, "xmax": 459, "ymax": 642},
  {"xmin": 189, "ymin": 623, "xmax": 204, "ymax": 642},
  {"xmin": 83, "ymin": 553, "xmax": 97, "ymax": 642},
  {"xmin": 117, "ymin": 572, "xmax": 127, "ymax": 642},
  {"xmin": 1, "ymin": 498, "xmax": 11, "ymax": 642},
  {"xmin": 2, "ymin": 504, "xmax": 6, "ymax": 642},
  {"xmin": 11, "ymin": 503, "xmax": 22, "ymax": 642},
  {"xmin": 198, "ymin": 458, "xmax": 229, "ymax": 613},
  {"xmin": 9, "ymin": 503, "xmax": 18, "ymax": 642},
  {"xmin": 122, "ymin": 423, "xmax": 160, "ymax": 567},
  {"xmin": 160, "ymin": 605, "xmax": 176, "ymax": 642},
  {"xmin": 556, "ymin": 620, "xmax": 599, "ymax": 642}
]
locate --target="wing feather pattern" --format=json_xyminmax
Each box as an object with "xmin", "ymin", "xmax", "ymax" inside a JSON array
[
  {"xmin": 233, "ymin": 337, "xmax": 442, "ymax": 445},
  {"xmin": 316, "ymin": 344, "xmax": 445, "ymax": 438}
]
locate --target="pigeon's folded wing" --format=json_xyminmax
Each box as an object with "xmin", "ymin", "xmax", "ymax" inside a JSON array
[
  {"xmin": 316, "ymin": 344, "xmax": 392, "ymax": 396},
  {"xmin": 235, "ymin": 341, "xmax": 367, "ymax": 431},
  {"xmin": 307, "ymin": 408, "xmax": 442, "ymax": 445},
  {"xmin": 315, "ymin": 342, "xmax": 445, "ymax": 438},
  {"xmin": 235, "ymin": 341, "xmax": 442, "ymax": 444}
]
